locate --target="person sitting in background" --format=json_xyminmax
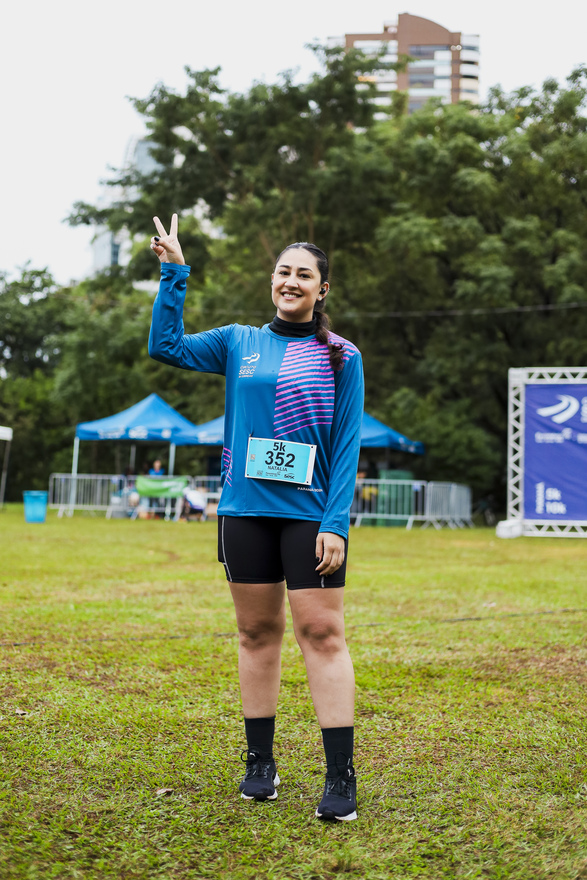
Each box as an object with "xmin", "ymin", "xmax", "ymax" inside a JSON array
[
  {"xmin": 123, "ymin": 466, "xmax": 136, "ymax": 491},
  {"xmin": 181, "ymin": 486, "xmax": 207, "ymax": 521},
  {"xmin": 356, "ymin": 463, "xmax": 378, "ymax": 505}
]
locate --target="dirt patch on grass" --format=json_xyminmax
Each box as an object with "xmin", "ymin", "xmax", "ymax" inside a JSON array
[
  {"xmin": 474, "ymin": 645, "xmax": 587, "ymax": 682},
  {"xmin": 60, "ymin": 671, "xmax": 156, "ymax": 696},
  {"xmin": 144, "ymin": 548, "xmax": 182, "ymax": 564}
]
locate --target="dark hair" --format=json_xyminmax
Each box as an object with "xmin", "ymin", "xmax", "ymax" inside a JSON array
[{"xmin": 275, "ymin": 242, "xmax": 344, "ymax": 371}]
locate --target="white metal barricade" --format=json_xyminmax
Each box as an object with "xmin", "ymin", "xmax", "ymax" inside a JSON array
[
  {"xmin": 424, "ymin": 482, "xmax": 473, "ymax": 529},
  {"xmin": 352, "ymin": 479, "xmax": 427, "ymax": 528},
  {"xmin": 49, "ymin": 473, "xmax": 122, "ymax": 516},
  {"xmin": 352, "ymin": 479, "xmax": 473, "ymax": 529},
  {"xmin": 48, "ymin": 473, "xmax": 223, "ymax": 518},
  {"xmin": 49, "ymin": 474, "xmax": 472, "ymax": 528}
]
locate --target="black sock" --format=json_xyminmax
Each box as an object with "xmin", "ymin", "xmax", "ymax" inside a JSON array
[
  {"xmin": 244, "ymin": 716, "xmax": 275, "ymax": 760},
  {"xmin": 321, "ymin": 726, "xmax": 354, "ymax": 776}
]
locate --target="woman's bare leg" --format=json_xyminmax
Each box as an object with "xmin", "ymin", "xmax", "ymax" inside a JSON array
[
  {"xmin": 229, "ymin": 581, "xmax": 286, "ymax": 717},
  {"xmin": 288, "ymin": 587, "xmax": 357, "ymax": 819},
  {"xmin": 287, "ymin": 588, "xmax": 354, "ymax": 727}
]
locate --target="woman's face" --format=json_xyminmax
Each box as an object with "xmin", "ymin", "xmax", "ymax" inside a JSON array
[{"xmin": 271, "ymin": 248, "xmax": 329, "ymax": 323}]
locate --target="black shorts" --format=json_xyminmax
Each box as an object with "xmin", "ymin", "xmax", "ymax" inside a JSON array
[{"xmin": 217, "ymin": 516, "xmax": 348, "ymax": 590}]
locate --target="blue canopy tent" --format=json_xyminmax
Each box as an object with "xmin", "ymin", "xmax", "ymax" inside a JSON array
[
  {"xmin": 72, "ymin": 393, "xmax": 205, "ymax": 478},
  {"xmin": 359, "ymin": 412, "xmax": 424, "ymax": 454},
  {"xmin": 72, "ymin": 398, "xmax": 424, "ymax": 480},
  {"xmin": 186, "ymin": 412, "xmax": 424, "ymax": 453},
  {"xmin": 188, "ymin": 415, "xmax": 225, "ymax": 446}
]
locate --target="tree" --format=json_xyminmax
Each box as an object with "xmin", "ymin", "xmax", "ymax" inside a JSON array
[
  {"xmin": 361, "ymin": 74, "xmax": 587, "ymax": 492},
  {"xmin": 60, "ymin": 59, "xmax": 587, "ymax": 501},
  {"xmin": 0, "ymin": 265, "xmax": 226, "ymax": 496},
  {"xmin": 67, "ymin": 45, "xmax": 400, "ymax": 265},
  {"xmin": 0, "ymin": 269, "xmax": 72, "ymax": 494},
  {"xmin": 0, "ymin": 268, "xmax": 64, "ymax": 378}
]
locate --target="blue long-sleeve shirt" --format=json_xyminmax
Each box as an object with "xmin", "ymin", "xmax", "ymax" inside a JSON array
[{"xmin": 149, "ymin": 262, "xmax": 365, "ymax": 538}]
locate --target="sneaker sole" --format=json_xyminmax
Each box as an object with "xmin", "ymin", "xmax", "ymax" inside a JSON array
[
  {"xmin": 315, "ymin": 808, "xmax": 358, "ymax": 822},
  {"xmin": 240, "ymin": 772, "xmax": 280, "ymax": 801}
]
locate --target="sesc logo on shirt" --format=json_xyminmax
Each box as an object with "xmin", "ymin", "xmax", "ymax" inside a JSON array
[{"xmin": 239, "ymin": 352, "xmax": 260, "ymax": 378}]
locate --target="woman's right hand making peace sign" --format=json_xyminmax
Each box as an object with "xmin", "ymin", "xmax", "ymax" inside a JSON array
[{"xmin": 150, "ymin": 214, "xmax": 185, "ymax": 265}]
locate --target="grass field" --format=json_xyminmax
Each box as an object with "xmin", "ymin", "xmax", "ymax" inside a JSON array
[{"xmin": 1, "ymin": 505, "xmax": 586, "ymax": 879}]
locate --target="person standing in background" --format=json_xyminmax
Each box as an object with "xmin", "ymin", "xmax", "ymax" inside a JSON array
[{"xmin": 149, "ymin": 459, "xmax": 165, "ymax": 477}]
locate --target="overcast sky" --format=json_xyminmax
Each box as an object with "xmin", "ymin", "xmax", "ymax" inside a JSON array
[{"xmin": 3, "ymin": 0, "xmax": 586, "ymax": 286}]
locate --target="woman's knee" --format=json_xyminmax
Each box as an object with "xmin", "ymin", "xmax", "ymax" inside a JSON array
[
  {"xmin": 295, "ymin": 616, "xmax": 344, "ymax": 655},
  {"xmin": 238, "ymin": 615, "xmax": 286, "ymax": 651}
]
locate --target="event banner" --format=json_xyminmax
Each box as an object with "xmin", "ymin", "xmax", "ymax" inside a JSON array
[{"xmin": 524, "ymin": 384, "xmax": 587, "ymax": 520}]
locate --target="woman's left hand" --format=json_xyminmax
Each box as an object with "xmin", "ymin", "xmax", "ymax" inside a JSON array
[
  {"xmin": 150, "ymin": 214, "xmax": 185, "ymax": 265},
  {"xmin": 315, "ymin": 532, "xmax": 346, "ymax": 577}
]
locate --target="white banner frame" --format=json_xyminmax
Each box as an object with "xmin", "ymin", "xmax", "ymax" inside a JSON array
[
  {"xmin": 0, "ymin": 426, "xmax": 12, "ymax": 509},
  {"xmin": 507, "ymin": 367, "xmax": 587, "ymax": 537}
]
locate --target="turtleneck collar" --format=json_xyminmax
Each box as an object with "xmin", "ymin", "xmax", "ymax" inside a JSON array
[{"xmin": 268, "ymin": 315, "xmax": 317, "ymax": 338}]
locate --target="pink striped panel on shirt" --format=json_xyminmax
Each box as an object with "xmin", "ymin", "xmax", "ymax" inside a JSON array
[
  {"xmin": 222, "ymin": 446, "xmax": 233, "ymax": 486},
  {"xmin": 273, "ymin": 340, "xmax": 335, "ymax": 439}
]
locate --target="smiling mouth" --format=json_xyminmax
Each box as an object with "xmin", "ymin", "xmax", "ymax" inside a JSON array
[{"xmin": 282, "ymin": 292, "xmax": 301, "ymax": 298}]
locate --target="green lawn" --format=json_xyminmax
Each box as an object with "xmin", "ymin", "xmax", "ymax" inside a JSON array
[{"xmin": 1, "ymin": 506, "xmax": 586, "ymax": 879}]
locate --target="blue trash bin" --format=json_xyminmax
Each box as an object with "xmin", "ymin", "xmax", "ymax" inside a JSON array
[{"xmin": 23, "ymin": 490, "xmax": 48, "ymax": 523}]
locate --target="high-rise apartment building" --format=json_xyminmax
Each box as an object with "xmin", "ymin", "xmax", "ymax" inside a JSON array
[
  {"xmin": 331, "ymin": 13, "xmax": 480, "ymax": 115},
  {"xmin": 92, "ymin": 137, "xmax": 160, "ymax": 273}
]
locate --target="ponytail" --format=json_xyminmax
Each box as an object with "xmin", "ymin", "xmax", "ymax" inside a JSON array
[
  {"xmin": 275, "ymin": 241, "xmax": 344, "ymax": 373},
  {"xmin": 313, "ymin": 301, "xmax": 344, "ymax": 371}
]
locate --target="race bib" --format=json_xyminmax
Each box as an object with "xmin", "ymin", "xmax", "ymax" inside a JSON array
[{"xmin": 245, "ymin": 437, "xmax": 316, "ymax": 486}]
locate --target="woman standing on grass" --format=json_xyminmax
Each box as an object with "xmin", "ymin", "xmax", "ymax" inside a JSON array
[{"xmin": 148, "ymin": 214, "xmax": 364, "ymax": 822}]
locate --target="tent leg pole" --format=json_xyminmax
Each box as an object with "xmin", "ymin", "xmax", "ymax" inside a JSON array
[
  {"xmin": 129, "ymin": 444, "xmax": 136, "ymax": 473},
  {"xmin": 0, "ymin": 440, "xmax": 11, "ymax": 509},
  {"xmin": 69, "ymin": 437, "xmax": 80, "ymax": 516},
  {"xmin": 166, "ymin": 443, "xmax": 177, "ymax": 520}
]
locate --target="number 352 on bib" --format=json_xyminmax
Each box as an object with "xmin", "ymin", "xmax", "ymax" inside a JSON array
[{"xmin": 245, "ymin": 437, "xmax": 316, "ymax": 486}]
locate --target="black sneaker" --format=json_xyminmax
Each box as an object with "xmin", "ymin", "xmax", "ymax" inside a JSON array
[
  {"xmin": 315, "ymin": 754, "xmax": 357, "ymax": 821},
  {"xmin": 239, "ymin": 749, "xmax": 280, "ymax": 801}
]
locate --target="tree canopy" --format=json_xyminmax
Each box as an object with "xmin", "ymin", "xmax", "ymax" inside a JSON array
[{"xmin": 2, "ymin": 49, "xmax": 587, "ymax": 501}]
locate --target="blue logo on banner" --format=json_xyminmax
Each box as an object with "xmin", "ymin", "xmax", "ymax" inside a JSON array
[{"xmin": 524, "ymin": 384, "xmax": 587, "ymax": 520}]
